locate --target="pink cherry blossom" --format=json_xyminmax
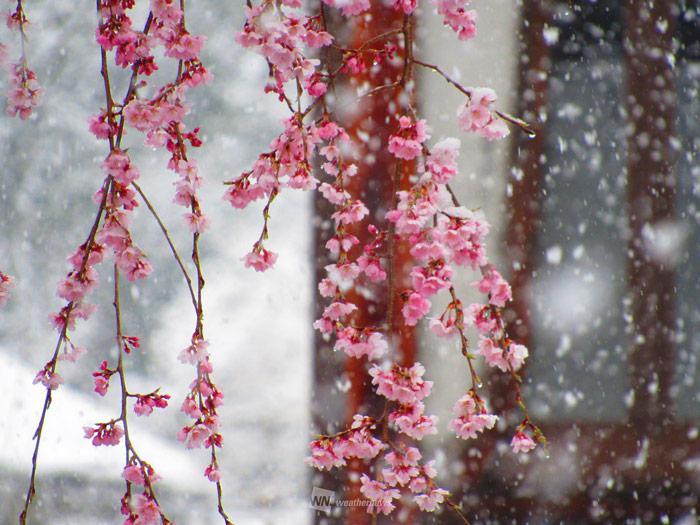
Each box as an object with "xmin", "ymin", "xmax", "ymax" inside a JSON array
[
  {"xmin": 393, "ymin": 0, "xmax": 417, "ymax": 15},
  {"xmin": 370, "ymin": 363, "xmax": 433, "ymax": 405},
  {"xmin": 511, "ymin": 431, "xmax": 537, "ymax": 454},
  {"xmin": 436, "ymin": 0, "xmax": 477, "ymax": 41},
  {"xmin": 184, "ymin": 211, "xmax": 210, "ymax": 233},
  {"xmin": 84, "ymin": 422, "xmax": 124, "ymax": 447},
  {"xmin": 306, "ymin": 438, "xmax": 346, "ymax": 470},
  {"xmin": 6, "ymin": 63, "xmax": 42, "ymax": 120},
  {"xmin": 242, "ymin": 247, "xmax": 278, "ymax": 272},
  {"xmin": 410, "ymin": 263, "xmax": 453, "ymax": 297},
  {"xmin": 506, "ymin": 342, "xmax": 529, "ymax": 372},
  {"xmin": 475, "ymin": 266, "xmax": 512, "ymax": 307},
  {"xmin": 388, "ymin": 116, "xmax": 429, "ymax": 160},
  {"xmin": 449, "ymin": 391, "xmax": 498, "ymax": 440},
  {"xmin": 415, "ymin": 487, "xmax": 450, "ymax": 512},
  {"xmin": 134, "ymin": 392, "xmax": 170, "ymax": 416},
  {"xmin": 134, "ymin": 493, "xmax": 161, "ymax": 525},
  {"xmin": 331, "ymin": 200, "xmax": 369, "ymax": 226},
  {"xmin": 33, "ymin": 367, "xmax": 64, "ymax": 390},
  {"xmin": 89, "ymin": 110, "xmax": 117, "ymax": 139},
  {"xmin": 204, "ymin": 462, "xmax": 221, "ymax": 482},
  {"xmin": 402, "ymin": 292, "xmax": 431, "ymax": 326},
  {"xmin": 122, "ymin": 464, "xmax": 146, "ymax": 485},
  {"xmin": 478, "ymin": 336, "xmax": 508, "ymax": 371},
  {"xmin": 468, "ymin": 303, "xmax": 498, "ymax": 335},
  {"xmin": 382, "ymin": 447, "xmax": 421, "ymax": 486},
  {"xmin": 333, "ymin": 328, "xmax": 387, "ymax": 360},
  {"xmin": 337, "ymin": 415, "xmax": 386, "ymax": 459},
  {"xmin": 318, "ymin": 278, "xmax": 337, "ymax": 298},
  {"xmin": 426, "ymin": 137, "xmax": 460, "ymax": 183},
  {"xmin": 57, "ymin": 268, "xmax": 98, "ymax": 303},
  {"xmin": 0, "ymin": 272, "xmax": 14, "ymax": 306},
  {"xmin": 181, "ymin": 396, "xmax": 202, "ymax": 419},
  {"xmin": 165, "ymin": 32, "xmax": 205, "ymax": 60},
  {"xmin": 428, "ymin": 317, "xmax": 458, "ymax": 338},
  {"xmin": 321, "ymin": 0, "xmax": 370, "ymax": 17},
  {"xmin": 457, "ymin": 87, "xmax": 496, "ymax": 131},
  {"xmin": 357, "ymin": 254, "xmax": 387, "ymax": 282},
  {"xmin": 359, "ymin": 474, "xmax": 401, "ymax": 515},
  {"xmin": 457, "ymin": 87, "xmax": 510, "ymax": 140},
  {"xmin": 324, "ymin": 262, "xmax": 361, "ymax": 287},
  {"xmin": 478, "ymin": 336, "xmax": 528, "ymax": 372},
  {"xmin": 58, "ymin": 345, "xmax": 87, "ymax": 363},
  {"xmin": 178, "ymin": 337, "xmax": 210, "ymax": 364},
  {"xmin": 322, "ymin": 301, "xmax": 357, "ymax": 321},
  {"xmin": 178, "ymin": 423, "xmax": 211, "ymax": 449},
  {"xmin": 388, "ymin": 401, "xmax": 439, "ymax": 439}
]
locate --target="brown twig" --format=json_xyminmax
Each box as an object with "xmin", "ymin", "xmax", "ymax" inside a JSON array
[
  {"xmin": 131, "ymin": 181, "xmax": 198, "ymax": 311},
  {"xmin": 411, "ymin": 58, "xmax": 536, "ymax": 136}
]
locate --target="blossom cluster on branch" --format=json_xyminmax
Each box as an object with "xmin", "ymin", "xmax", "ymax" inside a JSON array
[
  {"xmin": 18, "ymin": 1, "xmax": 232, "ymax": 524},
  {"xmin": 229, "ymin": 0, "xmax": 544, "ymax": 519},
  {"xmin": 10, "ymin": 0, "xmax": 547, "ymax": 523},
  {"xmin": 2, "ymin": 0, "xmax": 42, "ymax": 119}
]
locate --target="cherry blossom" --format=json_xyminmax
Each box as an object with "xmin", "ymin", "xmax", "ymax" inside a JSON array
[
  {"xmin": 511, "ymin": 431, "xmax": 537, "ymax": 454},
  {"xmin": 449, "ymin": 391, "xmax": 498, "ymax": 440},
  {"xmin": 0, "ymin": 271, "xmax": 14, "ymax": 306},
  {"xmin": 33, "ymin": 366, "xmax": 64, "ymax": 391},
  {"xmin": 457, "ymin": 87, "xmax": 509, "ymax": 140},
  {"xmin": 415, "ymin": 487, "xmax": 450, "ymax": 512},
  {"xmin": 6, "ymin": 63, "xmax": 42, "ymax": 120},
  {"xmin": 242, "ymin": 247, "xmax": 278, "ymax": 272},
  {"xmin": 92, "ymin": 360, "xmax": 115, "ymax": 396},
  {"xmin": 359, "ymin": 474, "xmax": 401, "ymax": 515},
  {"xmin": 435, "ymin": 0, "xmax": 477, "ymax": 41},
  {"xmin": 479, "ymin": 336, "xmax": 528, "ymax": 373},
  {"xmin": 370, "ymin": 363, "xmax": 433, "ymax": 405},
  {"xmin": 84, "ymin": 422, "xmax": 124, "ymax": 447},
  {"xmin": 133, "ymin": 391, "xmax": 170, "ymax": 416},
  {"xmin": 475, "ymin": 266, "xmax": 512, "ymax": 307}
]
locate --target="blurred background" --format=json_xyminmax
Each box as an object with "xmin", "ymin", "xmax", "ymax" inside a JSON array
[{"xmin": 1, "ymin": 0, "xmax": 699, "ymax": 524}]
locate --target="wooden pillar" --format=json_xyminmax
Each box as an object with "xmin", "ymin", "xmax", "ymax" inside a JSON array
[
  {"xmin": 311, "ymin": 5, "xmax": 417, "ymax": 524},
  {"xmin": 623, "ymin": 0, "xmax": 677, "ymax": 432}
]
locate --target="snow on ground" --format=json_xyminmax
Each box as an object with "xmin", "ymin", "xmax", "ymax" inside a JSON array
[{"xmin": 1, "ymin": 349, "xmax": 204, "ymax": 487}]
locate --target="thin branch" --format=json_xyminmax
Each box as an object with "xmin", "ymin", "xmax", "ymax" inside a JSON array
[
  {"xmin": 132, "ymin": 181, "xmax": 198, "ymax": 311},
  {"xmin": 412, "ymin": 58, "xmax": 536, "ymax": 137},
  {"xmin": 19, "ymin": 176, "xmax": 112, "ymax": 525}
]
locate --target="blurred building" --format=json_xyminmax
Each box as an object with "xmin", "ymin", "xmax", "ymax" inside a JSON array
[
  {"xmin": 312, "ymin": 1, "xmax": 700, "ymax": 523},
  {"xmin": 438, "ymin": 1, "xmax": 700, "ymax": 523}
]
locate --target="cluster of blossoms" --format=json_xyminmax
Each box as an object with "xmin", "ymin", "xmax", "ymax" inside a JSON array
[
  {"xmin": 5, "ymin": 62, "xmax": 42, "ymax": 119},
  {"xmin": 435, "ymin": 0, "xmax": 478, "ymax": 41},
  {"xmin": 177, "ymin": 338, "xmax": 225, "ymax": 483},
  {"xmin": 133, "ymin": 390, "xmax": 170, "ymax": 416},
  {"xmin": 449, "ymin": 390, "xmax": 498, "ymax": 440},
  {"xmin": 0, "ymin": 271, "xmax": 13, "ymax": 306},
  {"xmin": 121, "ymin": 461, "xmax": 165, "ymax": 524},
  {"xmin": 308, "ymin": 364, "xmax": 446, "ymax": 514},
  {"xmin": 384, "ymin": 115, "xmax": 540, "ymax": 450},
  {"xmin": 379, "ymin": 448, "xmax": 449, "ymax": 512},
  {"xmin": 21, "ymin": 2, "xmax": 233, "ymax": 524},
  {"xmin": 3, "ymin": 3, "xmax": 43, "ymax": 119},
  {"xmin": 225, "ymin": 116, "xmax": 326, "ymax": 269},
  {"xmin": 84, "ymin": 421, "xmax": 125, "ymax": 447},
  {"xmin": 228, "ymin": 0, "xmax": 543, "ymax": 518},
  {"xmin": 236, "ymin": 1, "xmax": 332, "ymax": 98},
  {"xmin": 457, "ymin": 87, "xmax": 510, "ymax": 140},
  {"xmin": 305, "ymin": 415, "xmax": 385, "ymax": 470},
  {"xmin": 177, "ymin": 335, "xmax": 225, "ymax": 468},
  {"xmin": 15, "ymin": 0, "xmax": 540, "ymax": 522},
  {"xmin": 93, "ymin": 360, "xmax": 117, "ymax": 396}
]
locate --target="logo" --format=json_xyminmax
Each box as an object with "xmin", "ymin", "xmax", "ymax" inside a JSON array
[{"xmin": 309, "ymin": 486, "xmax": 336, "ymax": 514}]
